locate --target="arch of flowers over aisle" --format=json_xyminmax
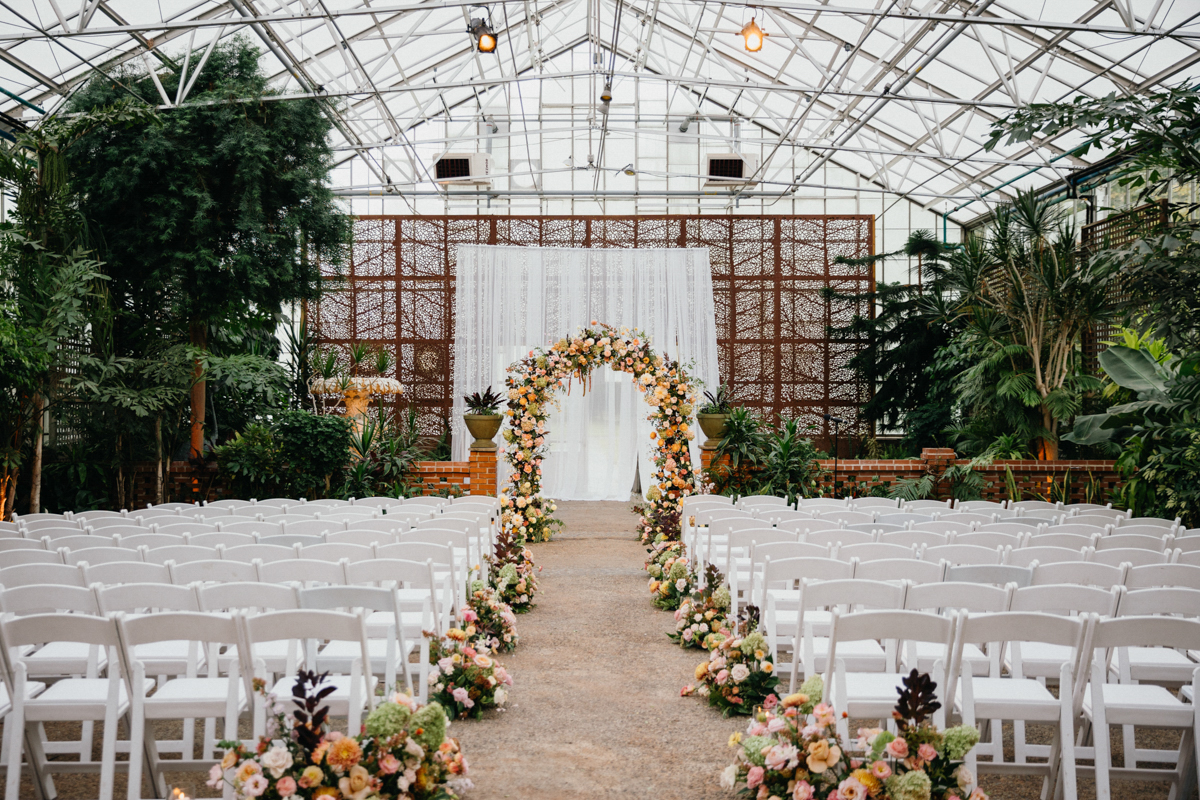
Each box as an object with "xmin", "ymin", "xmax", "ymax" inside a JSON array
[{"xmin": 499, "ymin": 322, "xmax": 700, "ymax": 546}]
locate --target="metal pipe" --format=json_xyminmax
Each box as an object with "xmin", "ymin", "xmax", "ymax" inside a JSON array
[{"xmin": 0, "ymin": 85, "xmax": 44, "ymax": 115}]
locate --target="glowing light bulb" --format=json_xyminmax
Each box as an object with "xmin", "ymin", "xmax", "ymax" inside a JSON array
[
  {"xmin": 478, "ymin": 32, "xmax": 497, "ymax": 52},
  {"xmin": 740, "ymin": 18, "xmax": 765, "ymax": 52}
]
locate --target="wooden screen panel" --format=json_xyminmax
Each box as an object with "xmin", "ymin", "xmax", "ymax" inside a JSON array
[{"xmin": 311, "ymin": 215, "xmax": 874, "ymax": 449}]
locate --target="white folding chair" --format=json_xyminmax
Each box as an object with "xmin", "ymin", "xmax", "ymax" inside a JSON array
[
  {"xmin": 1083, "ymin": 616, "xmax": 1200, "ymax": 800},
  {"xmin": 903, "ymin": 581, "xmax": 1012, "ymax": 678},
  {"xmin": 1032, "ymin": 561, "xmax": 1126, "ymax": 588},
  {"xmin": 143, "ymin": 545, "xmax": 216, "ymax": 565},
  {"xmin": 1006, "ymin": 545, "xmax": 1088, "ymax": 569},
  {"xmin": 836, "ymin": 542, "xmax": 917, "ymax": 562},
  {"xmin": 0, "ymin": 552, "xmax": 60, "ymax": 569},
  {"xmin": 374, "ymin": 543, "xmax": 460, "ymax": 621},
  {"xmin": 328, "ymin": 529, "xmax": 398, "ymax": 547},
  {"xmin": 1124, "ymin": 562, "xmax": 1200, "ymax": 590},
  {"xmin": 1, "ymin": 613, "xmax": 149, "ymax": 800},
  {"xmin": 196, "ymin": 582, "xmax": 301, "ymax": 681},
  {"xmin": 298, "ymin": 542, "xmax": 375, "ymax": 563},
  {"xmin": 923, "ymin": 543, "xmax": 1005, "ymax": 566},
  {"xmin": 1090, "ymin": 547, "xmax": 1174, "ymax": 567},
  {"xmin": 169, "ymin": 559, "xmax": 257, "ymax": 585},
  {"xmin": 118, "ymin": 612, "xmax": 247, "ymax": 797},
  {"xmin": 954, "ymin": 612, "xmax": 1089, "ymax": 798},
  {"xmin": 257, "ymin": 558, "xmax": 346, "ymax": 587},
  {"xmin": 187, "ymin": 532, "xmax": 256, "ymax": 549},
  {"xmin": 299, "ymin": 585, "xmax": 415, "ymax": 697},
  {"xmin": 0, "ymin": 564, "xmax": 84, "ymax": 589},
  {"xmin": 344, "ymin": 558, "xmax": 441, "ymax": 678},
  {"xmin": 242, "ymin": 609, "xmax": 374, "ymax": 736},
  {"xmin": 880, "ymin": 530, "xmax": 949, "ymax": 548},
  {"xmin": 220, "ymin": 543, "xmax": 297, "ymax": 563},
  {"xmin": 758, "ymin": 557, "xmax": 854, "ymax": 660},
  {"xmin": 852, "ymin": 558, "xmax": 945, "ymax": 584},
  {"xmin": 786, "ymin": 578, "xmax": 906, "ymax": 688},
  {"xmin": 824, "ymin": 609, "xmax": 956, "ymax": 741}
]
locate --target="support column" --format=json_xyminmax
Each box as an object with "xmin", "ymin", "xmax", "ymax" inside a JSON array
[{"xmin": 469, "ymin": 448, "xmax": 499, "ymax": 496}]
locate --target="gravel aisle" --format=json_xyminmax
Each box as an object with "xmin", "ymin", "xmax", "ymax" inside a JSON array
[{"xmin": 453, "ymin": 500, "xmax": 736, "ymax": 800}]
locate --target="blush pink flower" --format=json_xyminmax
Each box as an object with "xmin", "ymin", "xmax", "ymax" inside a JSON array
[
  {"xmin": 836, "ymin": 777, "xmax": 868, "ymax": 800},
  {"xmin": 746, "ymin": 766, "xmax": 765, "ymax": 788},
  {"xmin": 275, "ymin": 776, "xmax": 297, "ymax": 797},
  {"xmin": 885, "ymin": 737, "xmax": 909, "ymax": 759},
  {"xmin": 241, "ymin": 774, "xmax": 268, "ymax": 798},
  {"xmin": 378, "ymin": 754, "xmax": 401, "ymax": 774},
  {"xmin": 870, "ymin": 760, "xmax": 892, "ymax": 779},
  {"xmin": 918, "ymin": 743, "xmax": 938, "ymax": 763},
  {"xmin": 792, "ymin": 781, "xmax": 815, "ymax": 800}
]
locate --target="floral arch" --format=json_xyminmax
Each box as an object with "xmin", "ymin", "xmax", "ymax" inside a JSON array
[{"xmin": 499, "ymin": 322, "xmax": 699, "ymax": 544}]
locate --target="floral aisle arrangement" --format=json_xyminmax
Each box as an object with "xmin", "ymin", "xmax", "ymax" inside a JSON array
[
  {"xmin": 637, "ymin": 499, "xmax": 683, "ymax": 545},
  {"xmin": 488, "ymin": 538, "xmax": 540, "ymax": 613},
  {"xmin": 720, "ymin": 671, "xmax": 987, "ymax": 800},
  {"xmin": 500, "ymin": 322, "xmax": 699, "ymax": 545},
  {"xmin": 685, "ymin": 622, "xmax": 782, "ymax": 716},
  {"xmin": 462, "ymin": 581, "xmax": 519, "ymax": 653},
  {"xmin": 669, "ymin": 565, "xmax": 735, "ymax": 649},
  {"xmin": 645, "ymin": 540, "xmax": 696, "ymax": 611},
  {"xmin": 427, "ymin": 629, "xmax": 513, "ymax": 720},
  {"xmin": 210, "ymin": 670, "xmax": 470, "ymax": 800}
]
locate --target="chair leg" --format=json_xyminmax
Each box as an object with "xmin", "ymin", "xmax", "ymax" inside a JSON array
[
  {"xmin": 960, "ymin": 671, "xmax": 978, "ymax": 779},
  {"xmin": 99, "ymin": 678, "xmax": 121, "ymax": 800},
  {"xmin": 1050, "ymin": 663, "xmax": 1076, "ymax": 800},
  {"xmin": 126, "ymin": 672, "xmax": 144, "ymax": 800},
  {"xmin": 1091, "ymin": 666, "xmax": 1111, "ymax": 800},
  {"xmin": 5, "ymin": 691, "xmax": 24, "ymax": 800}
]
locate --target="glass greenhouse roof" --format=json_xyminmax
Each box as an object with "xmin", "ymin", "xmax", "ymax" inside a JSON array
[{"xmin": 1, "ymin": 0, "xmax": 1198, "ymax": 223}]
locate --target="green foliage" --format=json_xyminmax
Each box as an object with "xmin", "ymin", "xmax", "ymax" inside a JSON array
[
  {"xmin": 755, "ymin": 419, "xmax": 822, "ymax": 504},
  {"xmin": 273, "ymin": 410, "xmax": 353, "ymax": 498},
  {"xmin": 699, "ymin": 384, "xmax": 733, "ymax": 414},
  {"xmin": 888, "ymin": 455, "xmax": 991, "ymax": 503},
  {"xmin": 213, "ymin": 425, "xmax": 280, "ymax": 499},
  {"xmin": 707, "ymin": 410, "xmax": 822, "ymax": 500},
  {"xmin": 463, "ymin": 386, "xmax": 504, "ymax": 415}
]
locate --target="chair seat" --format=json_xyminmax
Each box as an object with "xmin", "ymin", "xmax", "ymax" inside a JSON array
[
  {"xmin": 956, "ymin": 677, "xmax": 1061, "ymax": 721},
  {"xmin": 802, "ymin": 638, "xmax": 886, "ymax": 673},
  {"xmin": 25, "ymin": 677, "xmax": 154, "ymax": 722},
  {"xmin": 317, "ymin": 639, "xmax": 414, "ymax": 675},
  {"xmin": 911, "ymin": 641, "xmax": 988, "ymax": 676},
  {"xmin": 132, "ymin": 641, "xmax": 206, "ymax": 677},
  {"xmin": 365, "ymin": 610, "xmax": 427, "ymax": 637},
  {"xmin": 221, "ymin": 641, "xmax": 301, "ymax": 674},
  {"xmin": 0, "ymin": 680, "xmax": 47, "ymax": 716},
  {"xmin": 1083, "ymin": 682, "xmax": 1194, "ymax": 727},
  {"xmin": 143, "ymin": 678, "xmax": 247, "ymax": 718},
  {"xmin": 1113, "ymin": 647, "xmax": 1199, "ymax": 683},
  {"xmin": 21, "ymin": 641, "xmax": 108, "ymax": 677},
  {"xmin": 840, "ymin": 672, "xmax": 909, "ymax": 713},
  {"xmin": 268, "ymin": 673, "xmax": 377, "ymax": 714},
  {"xmin": 1009, "ymin": 642, "xmax": 1074, "ymax": 680}
]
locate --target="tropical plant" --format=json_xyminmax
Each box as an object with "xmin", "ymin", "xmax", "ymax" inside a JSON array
[
  {"xmin": 1064, "ymin": 344, "xmax": 1200, "ymax": 525},
  {"xmin": 699, "ymin": 384, "xmax": 733, "ymax": 414},
  {"xmin": 463, "ymin": 386, "xmax": 504, "ymax": 415},
  {"xmin": 755, "ymin": 419, "xmax": 822, "ymax": 504}
]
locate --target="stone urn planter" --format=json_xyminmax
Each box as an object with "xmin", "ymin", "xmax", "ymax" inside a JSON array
[
  {"xmin": 309, "ymin": 375, "xmax": 406, "ymax": 435},
  {"xmin": 464, "ymin": 413, "xmax": 504, "ymax": 451},
  {"xmin": 696, "ymin": 413, "xmax": 730, "ymax": 449}
]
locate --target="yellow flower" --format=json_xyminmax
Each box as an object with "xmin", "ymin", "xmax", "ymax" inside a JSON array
[
  {"xmin": 326, "ymin": 736, "xmax": 363, "ymax": 770},
  {"xmin": 762, "ymin": 662, "xmax": 774, "ymax": 673},
  {"xmin": 299, "ymin": 765, "xmax": 325, "ymax": 788},
  {"xmin": 806, "ymin": 739, "xmax": 842, "ymax": 774},
  {"xmin": 781, "ymin": 692, "xmax": 809, "ymax": 708},
  {"xmin": 446, "ymin": 628, "xmax": 467, "ymax": 641},
  {"xmin": 695, "ymin": 662, "xmax": 710, "ymax": 681},
  {"xmin": 851, "ymin": 768, "xmax": 882, "ymax": 795}
]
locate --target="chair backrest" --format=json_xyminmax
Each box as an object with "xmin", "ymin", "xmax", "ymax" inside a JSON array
[
  {"xmin": 146, "ymin": 503, "xmax": 198, "ymax": 512},
  {"xmin": 796, "ymin": 498, "xmax": 849, "ymax": 510},
  {"xmin": 37, "ymin": 527, "xmax": 96, "ymax": 541},
  {"xmin": 1116, "ymin": 586, "xmax": 1200, "ymax": 617},
  {"xmin": 853, "ymin": 558, "xmax": 945, "ymax": 584},
  {"xmin": 403, "ymin": 530, "xmax": 468, "ymax": 549},
  {"xmin": 1027, "ymin": 532, "xmax": 1099, "ymax": 550},
  {"xmin": 876, "ymin": 512, "xmax": 936, "ymax": 526},
  {"xmin": 759, "ymin": 556, "xmax": 853, "ymax": 589},
  {"xmin": 826, "ymin": 608, "xmax": 957, "ymax": 686},
  {"xmin": 1072, "ymin": 514, "xmax": 1127, "ymax": 528},
  {"xmin": 695, "ymin": 509, "xmax": 748, "ymax": 526},
  {"xmin": 50, "ymin": 534, "xmax": 115, "ymax": 551},
  {"xmin": 915, "ymin": 521, "xmax": 973, "ymax": 535},
  {"xmin": 16, "ymin": 512, "xmax": 76, "ymax": 524},
  {"xmin": 318, "ymin": 510, "xmax": 378, "ymax": 524},
  {"xmin": 118, "ymin": 533, "xmax": 186, "ymax": 550},
  {"xmin": 1010, "ymin": 583, "xmax": 1119, "ymax": 616},
  {"xmin": 66, "ymin": 546, "xmax": 143, "ymax": 567},
  {"xmin": 1006, "ymin": 545, "xmax": 1088, "ymax": 569},
  {"xmin": 0, "ymin": 539, "xmax": 45, "ymax": 552},
  {"xmin": 192, "ymin": 506, "xmax": 233, "ymax": 518},
  {"xmin": 1117, "ymin": 516, "xmax": 1179, "ymax": 530},
  {"xmin": 1174, "ymin": 536, "xmax": 1200, "ymax": 554},
  {"xmin": 414, "ymin": 517, "xmax": 473, "ymax": 536},
  {"xmin": 958, "ymin": 612, "xmax": 1086, "ymax": 683},
  {"xmin": 1, "ymin": 612, "xmax": 120, "ymax": 649},
  {"xmin": 197, "ymin": 581, "xmax": 299, "ymax": 612},
  {"xmin": 298, "ymin": 585, "xmax": 397, "ymax": 614},
  {"xmin": 759, "ymin": 509, "xmax": 812, "ymax": 525},
  {"xmin": 86, "ymin": 517, "xmax": 140, "ymax": 531},
  {"xmin": 257, "ymin": 559, "xmax": 347, "ymax": 586},
  {"xmin": 281, "ymin": 520, "xmax": 346, "ymax": 537},
  {"xmin": 955, "ymin": 500, "xmax": 1008, "ymax": 513},
  {"xmin": 20, "ymin": 520, "xmax": 82, "ymax": 533},
  {"xmin": 1041, "ymin": 523, "xmax": 1108, "ymax": 537},
  {"xmin": 806, "ymin": 529, "xmax": 876, "ymax": 549},
  {"xmin": 353, "ymin": 496, "xmax": 407, "ymax": 510},
  {"xmin": 80, "ymin": 559, "xmax": 171, "ymax": 585},
  {"xmin": 976, "ymin": 520, "xmax": 1041, "ymax": 533},
  {"xmin": 848, "ymin": 498, "xmax": 901, "ymax": 511},
  {"xmin": 1109, "ymin": 524, "xmax": 1177, "ymax": 539},
  {"xmin": 96, "ymin": 582, "xmax": 200, "ymax": 613},
  {"xmin": 345, "ymin": 519, "xmax": 410, "ymax": 535},
  {"xmin": 261, "ymin": 514, "xmax": 318, "ymax": 524},
  {"xmin": 937, "ymin": 512, "xmax": 994, "ymax": 526},
  {"xmin": 1090, "ymin": 547, "xmax": 1172, "ymax": 567},
  {"xmin": 216, "ymin": 521, "xmax": 280, "ymax": 537},
  {"xmin": 0, "ymin": 562, "xmax": 84, "ymax": 588},
  {"xmin": 1062, "ymin": 503, "xmax": 1121, "ymax": 515},
  {"xmin": 726, "ymin": 529, "xmax": 795, "ymax": 551},
  {"xmin": 374, "ymin": 542, "xmax": 454, "ymax": 567},
  {"xmin": 845, "ymin": 522, "xmax": 905, "ymax": 534},
  {"xmin": 298, "ymin": 543, "xmax": 375, "ymax": 563},
  {"xmin": 1010, "ymin": 500, "xmax": 1061, "ymax": 512},
  {"xmin": 0, "ymin": 549, "xmax": 62, "ymax": 568},
  {"xmin": 170, "ymin": 559, "xmax": 258, "ymax": 584},
  {"xmin": 305, "ymin": 499, "xmax": 353, "ymax": 509},
  {"xmin": 344, "ymin": 558, "xmax": 437, "ymax": 589},
  {"xmin": 904, "ymin": 581, "xmax": 1011, "ymax": 613},
  {"xmin": 155, "ymin": 522, "xmax": 220, "ymax": 537},
  {"xmin": 0, "ymin": 584, "xmax": 98, "ymax": 614},
  {"xmin": 922, "ymin": 544, "xmax": 1003, "ymax": 566},
  {"xmin": 837, "ymin": 542, "xmax": 918, "ymax": 562},
  {"xmin": 1097, "ymin": 532, "xmax": 1171, "ymax": 552},
  {"xmin": 955, "ymin": 531, "xmax": 1025, "ymax": 549},
  {"xmin": 1123, "ymin": 562, "xmax": 1200, "ymax": 590},
  {"xmin": 72, "ymin": 510, "xmax": 127, "ymax": 523},
  {"xmin": 222, "ymin": 543, "xmax": 298, "ymax": 563},
  {"xmin": 1178, "ymin": 550, "xmax": 1200, "ymax": 567},
  {"xmin": 880, "ymin": 530, "xmax": 949, "ymax": 549},
  {"xmin": 250, "ymin": 498, "xmax": 296, "ymax": 509},
  {"xmin": 240, "ymin": 609, "xmax": 372, "ymax": 679},
  {"xmin": 329, "ymin": 530, "xmax": 399, "ymax": 547},
  {"xmin": 736, "ymin": 496, "xmax": 789, "ymax": 510},
  {"xmin": 204, "ymin": 499, "xmax": 254, "ymax": 510},
  {"xmin": 901, "ymin": 500, "xmax": 952, "ymax": 512},
  {"xmin": 1090, "ymin": 615, "xmax": 1200, "ymax": 652},
  {"xmin": 813, "ymin": 510, "xmax": 874, "ymax": 526},
  {"xmin": 777, "ymin": 519, "xmax": 839, "ymax": 536},
  {"xmin": 258, "ymin": 534, "xmax": 325, "ymax": 548},
  {"xmin": 943, "ymin": 563, "xmax": 1033, "ymax": 587},
  {"xmin": 1031, "ymin": 561, "xmax": 1125, "ymax": 588},
  {"xmin": 144, "ymin": 545, "xmax": 218, "ymax": 565},
  {"xmin": 188, "ymin": 532, "xmax": 257, "ymax": 548},
  {"xmin": 398, "ymin": 497, "xmax": 450, "ymax": 509},
  {"xmin": 750, "ymin": 541, "xmax": 831, "ymax": 566}
]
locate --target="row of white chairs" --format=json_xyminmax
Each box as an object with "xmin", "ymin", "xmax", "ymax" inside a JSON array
[
  {"xmin": 1, "ymin": 596, "xmax": 431, "ymax": 800},
  {"xmin": 806, "ymin": 607, "xmax": 1199, "ymax": 800},
  {"xmin": 733, "ymin": 493, "xmax": 1145, "ymax": 518}
]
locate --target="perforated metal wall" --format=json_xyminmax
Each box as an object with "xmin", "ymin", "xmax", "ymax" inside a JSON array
[{"xmin": 311, "ymin": 215, "xmax": 875, "ymax": 449}]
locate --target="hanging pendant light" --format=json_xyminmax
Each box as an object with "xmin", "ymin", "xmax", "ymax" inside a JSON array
[
  {"xmin": 740, "ymin": 17, "xmax": 766, "ymax": 52},
  {"xmin": 469, "ymin": 17, "xmax": 497, "ymax": 52}
]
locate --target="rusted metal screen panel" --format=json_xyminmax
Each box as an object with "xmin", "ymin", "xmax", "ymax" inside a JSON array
[{"xmin": 311, "ymin": 215, "xmax": 874, "ymax": 448}]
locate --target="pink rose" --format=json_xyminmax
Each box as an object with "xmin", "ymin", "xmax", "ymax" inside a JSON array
[
  {"xmin": 241, "ymin": 774, "xmax": 268, "ymax": 798},
  {"xmin": 885, "ymin": 738, "xmax": 909, "ymax": 759},
  {"xmin": 837, "ymin": 777, "xmax": 868, "ymax": 800},
  {"xmin": 206, "ymin": 763, "xmax": 224, "ymax": 789},
  {"xmin": 275, "ymin": 776, "xmax": 297, "ymax": 797},
  {"xmin": 462, "ymin": 609, "xmax": 478, "ymax": 623},
  {"xmin": 746, "ymin": 766, "xmax": 765, "ymax": 788},
  {"xmin": 378, "ymin": 754, "xmax": 401, "ymax": 774},
  {"xmin": 870, "ymin": 760, "xmax": 892, "ymax": 779},
  {"xmin": 452, "ymin": 687, "xmax": 470, "ymax": 704},
  {"xmin": 918, "ymin": 743, "xmax": 938, "ymax": 763},
  {"xmin": 793, "ymin": 781, "xmax": 815, "ymax": 800},
  {"xmin": 716, "ymin": 669, "xmax": 730, "ymax": 685},
  {"xmin": 763, "ymin": 694, "xmax": 779, "ymax": 710}
]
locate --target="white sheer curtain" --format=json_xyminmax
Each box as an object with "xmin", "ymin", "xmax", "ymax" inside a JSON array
[{"xmin": 452, "ymin": 246, "xmax": 719, "ymax": 501}]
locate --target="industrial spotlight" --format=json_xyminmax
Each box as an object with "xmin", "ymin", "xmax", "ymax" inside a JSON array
[
  {"xmin": 599, "ymin": 82, "xmax": 613, "ymax": 115},
  {"xmin": 468, "ymin": 16, "xmax": 497, "ymax": 52},
  {"xmin": 740, "ymin": 17, "xmax": 766, "ymax": 52}
]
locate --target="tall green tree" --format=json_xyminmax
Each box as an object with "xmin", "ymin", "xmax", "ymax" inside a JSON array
[{"xmin": 65, "ymin": 37, "xmax": 350, "ymax": 457}]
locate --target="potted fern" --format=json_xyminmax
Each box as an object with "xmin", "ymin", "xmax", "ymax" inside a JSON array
[
  {"xmin": 463, "ymin": 386, "xmax": 505, "ymax": 451},
  {"xmin": 697, "ymin": 384, "xmax": 733, "ymax": 448}
]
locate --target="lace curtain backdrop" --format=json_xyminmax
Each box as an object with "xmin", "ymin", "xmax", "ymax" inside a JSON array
[{"xmin": 452, "ymin": 245, "xmax": 719, "ymax": 501}]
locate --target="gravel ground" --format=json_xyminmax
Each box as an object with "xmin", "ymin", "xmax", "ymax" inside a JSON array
[{"xmin": 4, "ymin": 500, "xmax": 1188, "ymax": 799}]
